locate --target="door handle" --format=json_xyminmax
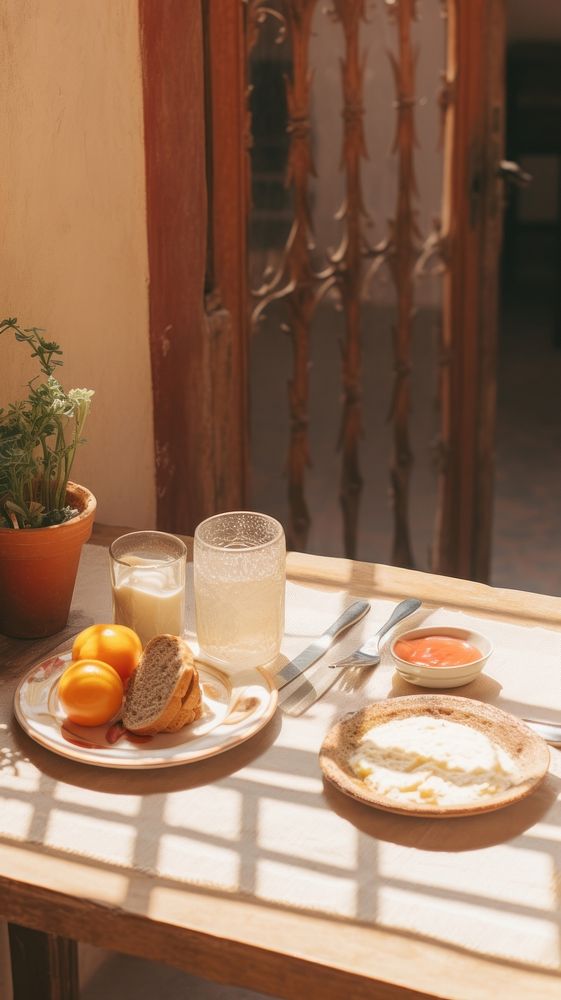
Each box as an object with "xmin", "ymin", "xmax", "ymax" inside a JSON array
[{"xmin": 497, "ymin": 160, "xmax": 532, "ymax": 187}]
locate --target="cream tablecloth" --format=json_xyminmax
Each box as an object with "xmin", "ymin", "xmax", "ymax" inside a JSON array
[{"xmin": 1, "ymin": 544, "xmax": 561, "ymax": 983}]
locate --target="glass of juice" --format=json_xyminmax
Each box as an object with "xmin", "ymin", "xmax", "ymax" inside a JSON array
[
  {"xmin": 194, "ymin": 511, "xmax": 285, "ymax": 675},
  {"xmin": 109, "ymin": 531, "xmax": 187, "ymax": 647}
]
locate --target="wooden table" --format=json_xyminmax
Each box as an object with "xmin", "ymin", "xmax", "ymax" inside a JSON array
[{"xmin": 1, "ymin": 536, "xmax": 561, "ymax": 1000}]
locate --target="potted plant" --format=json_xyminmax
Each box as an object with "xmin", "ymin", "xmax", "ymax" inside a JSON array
[{"xmin": 0, "ymin": 317, "xmax": 96, "ymax": 638}]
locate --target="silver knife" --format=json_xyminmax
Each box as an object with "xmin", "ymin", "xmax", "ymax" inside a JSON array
[
  {"xmin": 280, "ymin": 655, "xmax": 344, "ymax": 715},
  {"xmin": 275, "ymin": 599, "xmax": 370, "ymax": 701},
  {"xmin": 523, "ymin": 718, "xmax": 561, "ymax": 746}
]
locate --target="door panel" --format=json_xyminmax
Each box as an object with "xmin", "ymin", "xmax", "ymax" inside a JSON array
[
  {"xmin": 143, "ymin": 1, "xmax": 506, "ymax": 577},
  {"xmin": 246, "ymin": 1, "xmax": 447, "ymax": 568}
]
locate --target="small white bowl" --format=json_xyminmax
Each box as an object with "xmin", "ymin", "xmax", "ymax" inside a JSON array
[{"xmin": 389, "ymin": 626, "xmax": 492, "ymax": 689}]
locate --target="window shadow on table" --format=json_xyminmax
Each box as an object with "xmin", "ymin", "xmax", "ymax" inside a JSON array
[
  {"xmin": 5, "ymin": 824, "xmax": 561, "ymax": 993},
  {"xmin": 7, "ymin": 710, "xmax": 283, "ymax": 795},
  {"xmin": 323, "ymin": 769, "xmax": 561, "ymax": 851},
  {"xmin": 3, "ymin": 717, "xmax": 561, "ymax": 985},
  {"xmin": 388, "ymin": 670, "xmax": 503, "ymax": 702}
]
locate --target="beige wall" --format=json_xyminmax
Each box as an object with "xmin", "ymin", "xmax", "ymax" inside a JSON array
[{"xmin": 0, "ymin": 0, "xmax": 155, "ymax": 529}]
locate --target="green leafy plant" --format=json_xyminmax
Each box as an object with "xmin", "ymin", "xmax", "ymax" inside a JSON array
[{"xmin": 0, "ymin": 318, "xmax": 94, "ymax": 529}]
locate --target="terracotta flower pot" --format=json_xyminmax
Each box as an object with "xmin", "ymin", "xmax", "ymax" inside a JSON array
[{"xmin": 0, "ymin": 482, "xmax": 96, "ymax": 639}]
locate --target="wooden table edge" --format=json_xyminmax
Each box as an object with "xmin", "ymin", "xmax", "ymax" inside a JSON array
[
  {"xmin": 92, "ymin": 526, "xmax": 561, "ymax": 630},
  {"xmin": 1, "ymin": 842, "xmax": 560, "ymax": 1000},
  {"xmin": 285, "ymin": 550, "xmax": 561, "ymax": 628}
]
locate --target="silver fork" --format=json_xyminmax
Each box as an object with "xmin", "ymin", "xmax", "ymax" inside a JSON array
[{"xmin": 328, "ymin": 598, "xmax": 422, "ymax": 669}]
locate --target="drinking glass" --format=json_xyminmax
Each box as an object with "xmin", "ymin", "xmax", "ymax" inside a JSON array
[
  {"xmin": 194, "ymin": 511, "xmax": 285, "ymax": 674},
  {"xmin": 109, "ymin": 531, "xmax": 187, "ymax": 647}
]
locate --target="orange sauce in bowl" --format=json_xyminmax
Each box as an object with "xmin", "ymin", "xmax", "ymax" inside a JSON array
[{"xmin": 393, "ymin": 635, "xmax": 482, "ymax": 668}]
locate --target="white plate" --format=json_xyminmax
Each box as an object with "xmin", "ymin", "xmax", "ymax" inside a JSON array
[{"xmin": 14, "ymin": 652, "xmax": 277, "ymax": 769}]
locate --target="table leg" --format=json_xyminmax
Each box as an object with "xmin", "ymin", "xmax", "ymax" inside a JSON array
[{"xmin": 8, "ymin": 923, "xmax": 79, "ymax": 1000}]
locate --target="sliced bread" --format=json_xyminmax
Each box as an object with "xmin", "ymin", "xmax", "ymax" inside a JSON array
[
  {"xmin": 123, "ymin": 634, "xmax": 201, "ymax": 735},
  {"xmin": 162, "ymin": 666, "xmax": 203, "ymax": 732}
]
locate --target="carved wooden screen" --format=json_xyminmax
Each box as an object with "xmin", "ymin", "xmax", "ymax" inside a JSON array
[
  {"xmin": 202, "ymin": 0, "xmax": 504, "ymax": 579},
  {"xmin": 247, "ymin": 0, "xmax": 445, "ymax": 569}
]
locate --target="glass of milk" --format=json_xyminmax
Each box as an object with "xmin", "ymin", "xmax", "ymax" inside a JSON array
[
  {"xmin": 194, "ymin": 511, "xmax": 285, "ymax": 675},
  {"xmin": 109, "ymin": 531, "xmax": 187, "ymax": 647}
]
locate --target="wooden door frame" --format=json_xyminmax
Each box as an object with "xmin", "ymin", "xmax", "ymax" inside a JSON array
[
  {"xmin": 203, "ymin": 0, "xmax": 250, "ymax": 519},
  {"xmin": 138, "ymin": 0, "xmax": 248, "ymax": 535},
  {"xmin": 434, "ymin": 0, "xmax": 505, "ymax": 582}
]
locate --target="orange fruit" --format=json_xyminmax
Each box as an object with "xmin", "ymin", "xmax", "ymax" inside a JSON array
[
  {"xmin": 72, "ymin": 624, "xmax": 142, "ymax": 682},
  {"xmin": 58, "ymin": 659, "xmax": 124, "ymax": 727}
]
